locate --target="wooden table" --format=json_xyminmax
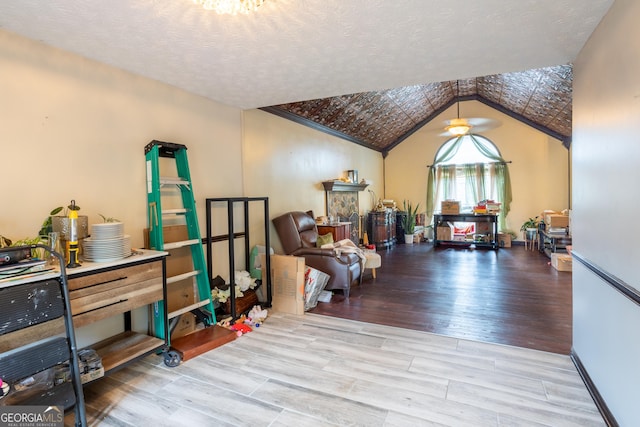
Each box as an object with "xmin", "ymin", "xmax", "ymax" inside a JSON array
[
  {"xmin": 317, "ymin": 222, "xmax": 351, "ymax": 242},
  {"xmin": 433, "ymin": 213, "xmax": 499, "ymax": 250},
  {"xmin": 66, "ymin": 249, "xmax": 169, "ymax": 374}
]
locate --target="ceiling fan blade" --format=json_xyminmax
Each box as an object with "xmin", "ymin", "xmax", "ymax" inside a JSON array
[{"xmin": 466, "ymin": 118, "xmax": 501, "ymax": 132}]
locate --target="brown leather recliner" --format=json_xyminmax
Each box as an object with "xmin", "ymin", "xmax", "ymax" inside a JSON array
[{"xmin": 272, "ymin": 211, "xmax": 361, "ymax": 298}]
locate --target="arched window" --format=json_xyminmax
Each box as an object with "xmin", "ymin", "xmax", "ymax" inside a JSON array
[
  {"xmin": 437, "ymin": 134, "xmax": 500, "ymax": 165},
  {"xmin": 426, "ymin": 134, "xmax": 512, "ymax": 230}
]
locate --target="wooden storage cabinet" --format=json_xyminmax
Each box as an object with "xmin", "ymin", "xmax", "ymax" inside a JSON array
[
  {"xmin": 367, "ymin": 210, "xmax": 396, "ymax": 249},
  {"xmin": 66, "ymin": 251, "xmax": 168, "ymax": 373},
  {"xmin": 68, "ymin": 261, "xmax": 164, "ymax": 328}
]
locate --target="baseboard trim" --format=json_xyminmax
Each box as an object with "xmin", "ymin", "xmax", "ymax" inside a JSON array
[{"xmin": 570, "ymin": 349, "xmax": 618, "ymax": 427}]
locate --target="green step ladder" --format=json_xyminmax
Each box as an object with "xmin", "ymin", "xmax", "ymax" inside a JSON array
[{"xmin": 145, "ymin": 140, "xmax": 215, "ymax": 342}]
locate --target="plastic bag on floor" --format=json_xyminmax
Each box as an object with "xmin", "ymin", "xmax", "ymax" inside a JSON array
[{"xmin": 304, "ymin": 266, "xmax": 330, "ymax": 310}]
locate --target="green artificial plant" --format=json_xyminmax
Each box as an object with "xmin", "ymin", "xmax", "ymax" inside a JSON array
[{"xmin": 401, "ymin": 200, "xmax": 420, "ymax": 235}]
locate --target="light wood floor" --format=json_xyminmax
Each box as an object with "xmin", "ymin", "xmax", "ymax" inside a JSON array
[{"xmin": 67, "ymin": 312, "xmax": 604, "ymax": 426}]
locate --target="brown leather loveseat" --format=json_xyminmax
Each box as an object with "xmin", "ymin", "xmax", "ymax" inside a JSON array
[{"xmin": 272, "ymin": 211, "xmax": 361, "ymax": 298}]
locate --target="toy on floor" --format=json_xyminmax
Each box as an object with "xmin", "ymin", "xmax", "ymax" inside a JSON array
[
  {"xmin": 217, "ymin": 306, "xmax": 267, "ymax": 335},
  {"xmin": 217, "ymin": 316, "xmax": 233, "ymax": 328},
  {"xmin": 245, "ymin": 305, "xmax": 268, "ymax": 327},
  {"xmin": 230, "ymin": 316, "xmax": 253, "ymax": 336}
]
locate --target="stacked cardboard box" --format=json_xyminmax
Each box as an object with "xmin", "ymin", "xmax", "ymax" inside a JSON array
[
  {"xmin": 441, "ymin": 200, "xmax": 460, "ymax": 214},
  {"xmin": 545, "ymin": 213, "xmax": 569, "ymax": 228},
  {"xmin": 551, "ymin": 253, "xmax": 572, "ymax": 272}
]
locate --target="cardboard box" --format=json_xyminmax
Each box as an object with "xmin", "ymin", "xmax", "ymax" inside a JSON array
[
  {"xmin": 166, "ymin": 280, "xmax": 196, "ymax": 313},
  {"xmin": 545, "ymin": 214, "xmax": 569, "ymax": 228},
  {"xmin": 145, "ymin": 225, "xmax": 198, "ymax": 313},
  {"xmin": 170, "ymin": 313, "xmax": 196, "ymax": 339},
  {"xmin": 497, "ymin": 233, "xmax": 512, "ymax": 248},
  {"xmin": 551, "ymin": 253, "xmax": 572, "ymax": 272},
  {"xmin": 267, "ymin": 255, "xmax": 305, "ymax": 315},
  {"xmin": 436, "ymin": 226, "xmax": 452, "ymax": 241},
  {"xmin": 441, "ymin": 200, "xmax": 460, "ymax": 214},
  {"xmin": 453, "ymin": 234, "xmax": 466, "ymax": 242},
  {"xmin": 475, "ymin": 222, "xmax": 491, "ymax": 234}
]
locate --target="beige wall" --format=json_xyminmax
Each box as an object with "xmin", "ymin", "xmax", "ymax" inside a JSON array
[
  {"xmin": 385, "ymin": 100, "xmax": 570, "ymax": 238},
  {"xmin": 2, "ymin": 25, "xmax": 571, "ymax": 346},
  {"xmin": 242, "ymin": 109, "xmax": 384, "ymax": 253},
  {"xmin": 1, "ymin": 26, "xmax": 385, "ymax": 269},
  {"xmin": 1, "ymin": 30, "xmax": 243, "ymax": 250},
  {"xmin": 1, "ymin": 29, "xmax": 247, "ymax": 345},
  {"xmin": 1, "ymin": 28, "xmax": 569, "ymax": 252}
]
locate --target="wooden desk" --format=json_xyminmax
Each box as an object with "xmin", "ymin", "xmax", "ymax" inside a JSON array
[
  {"xmin": 433, "ymin": 213, "xmax": 498, "ymax": 250},
  {"xmin": 317, "ymin": 222, "xmax": 351, "ymax": 242}
]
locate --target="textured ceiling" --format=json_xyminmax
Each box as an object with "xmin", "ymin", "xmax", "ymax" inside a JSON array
[
  {"xmin": 0, "ymin": 0, "xmax": 611, "ymax": 109},
  {"xmin": 0, "ymin": 1, "xmax": 611, "ymax": 151},
  {"xmin": 263, "ymin": 64, "xmax": 574, "ymax": 152}
]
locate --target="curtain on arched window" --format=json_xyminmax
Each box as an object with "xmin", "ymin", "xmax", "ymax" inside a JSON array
[{"xmin": 426, "ymin": 134, "xmax": 512, "ymax": 230}]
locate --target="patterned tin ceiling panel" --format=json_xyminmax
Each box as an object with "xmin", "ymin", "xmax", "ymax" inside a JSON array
[{"xmin": 264, "ymin": 64, "xmax": 572, "ymax": 152}]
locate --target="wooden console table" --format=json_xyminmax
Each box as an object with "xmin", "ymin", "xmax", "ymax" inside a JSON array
[
  {"xmin": 433, "ymin": 213, "xmax": 498, "ymax": 250},
  {"xmin": 66, "ymin": 249, "xmax": 170, "ymax": 371}
]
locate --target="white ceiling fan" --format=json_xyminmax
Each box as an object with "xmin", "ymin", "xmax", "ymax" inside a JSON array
[{"xmin": 438, "ymin": 80, "xmax": 501, "ymax": 137}]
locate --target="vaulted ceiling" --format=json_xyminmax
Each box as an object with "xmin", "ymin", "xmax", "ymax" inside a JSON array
[
  {"xmin": 1, "ymin": 1, "xmax": 610, "ymax": 154},
  {"xmin": 262, "ymin": 64, "xmax": 573, "ymax": 154}
]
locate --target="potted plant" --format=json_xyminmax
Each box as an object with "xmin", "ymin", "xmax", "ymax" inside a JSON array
[
  {"xmin": 45, "ymin": 202, "xmax": 89, "ymax": 243},
  {"xmin": 520, "ymin": 216, "xmax": 540, "ymax": 241},
  {"xmin": 401, "ymin": 200, "xmax": 420, "ymax": 244}
]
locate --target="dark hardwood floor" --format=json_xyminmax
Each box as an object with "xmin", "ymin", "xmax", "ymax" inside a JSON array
[{"xmin": 309, "ymin": 242, "xmax": 572, "ymax": 354}]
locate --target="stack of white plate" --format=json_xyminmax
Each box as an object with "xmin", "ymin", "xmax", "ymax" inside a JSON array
[{"xmin": 83, "ymin": 222, "xmax": 131, "ymax": 263}]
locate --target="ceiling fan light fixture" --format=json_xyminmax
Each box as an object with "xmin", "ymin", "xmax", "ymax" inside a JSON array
[
  {"xmin": 193, "ymin": 0, "xmax": 265, "ymax": 15},
  {"xmin": 446, "ymin": 124, "xmax": 472, "ymax": 136},
  {"xmin": 445, "ymin": 118, "xmax": 472, "ymax": 136},
  {"xmin": 443, "ymin": 80, "xmax": 473, "ymax": 136}
]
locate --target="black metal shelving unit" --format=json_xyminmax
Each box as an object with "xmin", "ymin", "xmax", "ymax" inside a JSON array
[
  {"xmin": 204, "ymin": 197, "xmax": 272, "ymax": 319},
  {"xmin": 0, "ymin": 245, "xmax": 87, "ymax": 426}
]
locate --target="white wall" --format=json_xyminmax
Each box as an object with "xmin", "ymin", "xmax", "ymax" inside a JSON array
[
  {"xmin": 572, "ymin": 0, "xmax": 640, "ymax": 424},
  {"xmin": 385, "ymin": 101, "xmax": 570, "ymax": 238}
]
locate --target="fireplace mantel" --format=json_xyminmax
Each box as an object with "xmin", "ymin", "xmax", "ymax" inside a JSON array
[{"xmin": 322, "ymin": 181, "xmax": 368, "ymax": 192}]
